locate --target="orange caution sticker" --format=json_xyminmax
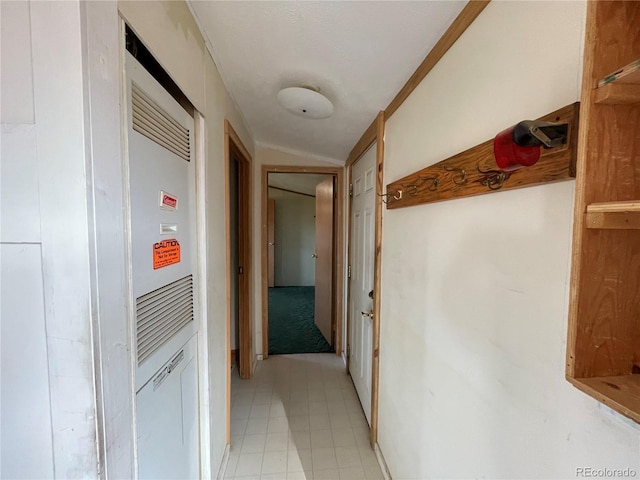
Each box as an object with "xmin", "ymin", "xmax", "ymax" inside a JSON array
[{"xmin": 153, "ymin": 238, "xmax": 180, "ymax": 270}]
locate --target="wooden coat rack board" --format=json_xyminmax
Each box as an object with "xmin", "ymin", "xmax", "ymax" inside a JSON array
[{"xmin": 384, "ymin": 102, "xmax": 580, "ymax": 209}]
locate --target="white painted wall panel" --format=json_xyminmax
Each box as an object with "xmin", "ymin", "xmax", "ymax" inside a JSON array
[
  {"xmin": 0, "ymin": 244, "xmax": 54, "ymax": 480},
  {"xmin": 379, "ymin": 2, "xmax": 640, "ymax": 479},
  {"xmin": 30, "ymin": 2, "xmax": 98, "ymax": 475},
  {"xmin": 203, "ymin": 55, "xmax": 250, "ymax": 474},
  {"xmin": 79, "ymin": 2, "xmax": 135, "ymax": 476},
  {"xmin": 0, "ymin": 1, "xmax": 35, "ymax": 124},
  {"xmin": 0, "ymin": 125, "xmax": 40, "ymax": 243}
]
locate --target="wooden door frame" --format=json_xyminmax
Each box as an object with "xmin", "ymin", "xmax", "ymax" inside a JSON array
[
  {"xmin": 267, "ymin": 199, "xmax": 275, "ymax": 288},
  {"xmin": 345, "ymin": 111, "xmax": 384, "ymax": 448},
  {"xmin": 224, "ymin": 120, "xmax": 252, "ymax": 441},
  {"xmin": 261, "ymin": 165, "xmax": 345, "ymax": 359}
]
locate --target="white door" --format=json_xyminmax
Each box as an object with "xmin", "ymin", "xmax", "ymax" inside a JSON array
[
  {"xmin": 349, "ymin": 144, "xmax": 376, "ymax": 425},
  {"xmin": 125, "ymin": 52, "xmax": 199, "ymax": 479}
]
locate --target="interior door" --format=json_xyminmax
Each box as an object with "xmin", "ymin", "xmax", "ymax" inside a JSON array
[
  {"xmin": 267, "ymin": 199, "xmax": 275, "ymax": 288},
  {"xmin": 314, "ymin": 178, "xmax": 334, "ymax": 344},
  {"xmin": 349, "ymin": 144, "xmax": 376, "ymax": 425}
]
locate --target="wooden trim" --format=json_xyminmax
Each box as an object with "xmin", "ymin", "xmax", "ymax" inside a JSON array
[
  {"xmin": 586, "ymin": 211, "xmax": 640, "ymax": 230},
  {"xmin": 384, "ymin": 103, "xmax": 579, "ymax": 209},
  {"xmin": 587, "ymin": 200, "xmax": 640, "ymax": 213},
  {"xmin": 261, "ymin": 167, "xmax": 269, "ymax": 359},
  {"xmin": 224, "ymin": 120, "xmax": 253, "ymax": 444},
  {"xmin": 263, "ymin": 165, "xmax": 343, "ymax": 174},
  {"xmin": 566, "ymin": 0, "xmax": 597, "ymax": 380},
  {"xmin": 370, "ymin": 112, "xmax": 384, "ymax": 447},
  {"xmin": 346, "ymin": 116, "xmax": 378, "ymax": 167},
  {"xmin": 230, "ymin": 349, "xmax": 238, "ymax": 365},
  {"xmin": 594, "ymin": 82, "xmax": 640, "ymax": 105},
  {"xmin": 345, "ymin": 165, "xmax": 353, "ymax": 376},
  {"xmin": 267, "ymin": 185, "xmax": 316, "ymax": 198},
  {"xmin": 568, "ymin": 375, "xmax": 640, "ymax": 424},
  {"xmin": 261, "ymin": 165, "xmax": 345, "ymax": 359},
  {"xmin": 239, "ymin": 151, "xmax": 252, "ymax": 377},
  {"xmin": 227, "ymin": 121, "xmax": 253, "ymax": 380},
  {"xmin": 227, "ymin": 120, "xmax": 252, "ymax": 168},
  {"xmin": 332, "ymin": 165, "xmax": 344, "ymax": 357},
  {"xmin": 384, "ymin": 0, "xmax": 490, "ymax": 121},
  {"xmin": 586, "ymin": 201, "xmax": 640, "ymax": 229}
]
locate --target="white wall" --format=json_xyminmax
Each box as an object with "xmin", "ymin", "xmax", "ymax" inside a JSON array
[
  {"xmin": 253, "ymin": 146, "xmax": 341, "ymax": 357},
  {"xmin": 268, "ymin": 188, "xmax": 316, "ymax": 287},
  {"xmin": 119, "ymin": 1, "xmax": 255, "ymax": 475},
  {"xmin": 378, "ymin": 2, "xmax": 640, "ymax": 479},
  {"xmin": 1, "ymin": 1, "xmax": 111, "ymax": 477}
]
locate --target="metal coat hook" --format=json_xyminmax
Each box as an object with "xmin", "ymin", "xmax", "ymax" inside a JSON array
[
  {"xmin": 477, "ymin": 165, "xmax": 509, "ymax": 191},
  {"xmin": 443, "ymin": 165, "xmax": 467, "ymax": 185},
  {"xmin": 419, "ymin": 175, "xmax": 439, "ymax": 191},
  {"xmin": 378, "ymin": 189, "xmax": 403, "ymax": 204}
]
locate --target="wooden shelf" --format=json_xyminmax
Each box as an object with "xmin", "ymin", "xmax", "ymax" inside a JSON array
[
  {"xmin": 566, "ymin": 2, "xmax": 640, "ymax": 424},
  {"xmin": 595, "ymin": 59, "xmax": 640, "ymax": 105},
  {"xmin": 595, "ymin": 82, "xmax": 640, "ymax": 105},
  {"xmin": 598, "ymin": 59, "xmax": 640, "ymax": 87},
  {"xmin": 568, "ymin": 375, "xmax": 640, "ymax": 423},
  {"xmin": 586, "ymin": 201, "xmax": 640, "ymax": 229}
]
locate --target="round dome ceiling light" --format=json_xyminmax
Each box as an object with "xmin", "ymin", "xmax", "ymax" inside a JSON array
[{"xmin": 277, "ymin": 86, "xmax": 334, "ymax": 119}]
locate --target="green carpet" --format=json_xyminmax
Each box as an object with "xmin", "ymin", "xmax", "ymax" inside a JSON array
[{"xmin": 268, "ymin": 286, "xmax": 334, "ymax": 355}]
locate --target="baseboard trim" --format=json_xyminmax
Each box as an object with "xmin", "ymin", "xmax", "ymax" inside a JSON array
[
  {"xmin": 375, "ymin": 442, "xmax": 392, "ymax": 480},
  {"xmin": 216, "ymin": 443, "xmax": 230, "ymax": 480}
]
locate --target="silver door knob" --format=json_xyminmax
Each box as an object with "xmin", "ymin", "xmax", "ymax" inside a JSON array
[
  {"xmin": 268, "ymin": 242, "xmax": 275, "ymax": 246},
  {"xmin": 361, "ymin": 311, "xmax": 374, "ymax": 318},
  {"xmin": 312, "ymin": 253, "xmax": 318, "ymax": 258}
]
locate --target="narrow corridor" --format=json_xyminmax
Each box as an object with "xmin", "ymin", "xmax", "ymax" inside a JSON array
[{"xmin": 227, "ymin": 354, "xmax": 384, "ymax": 480}]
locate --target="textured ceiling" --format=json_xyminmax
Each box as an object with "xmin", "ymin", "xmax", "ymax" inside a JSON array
[{"xmin": 189, "ymin": 1, "xmax": 467, "ymax": 162}]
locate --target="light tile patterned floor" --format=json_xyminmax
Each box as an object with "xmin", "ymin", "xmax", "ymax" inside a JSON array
[{"xmin": 227, "ymin": 353, "xmax": 384, "ymax": 480}]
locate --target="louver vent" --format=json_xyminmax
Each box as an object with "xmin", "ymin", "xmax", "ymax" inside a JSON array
[
  {"xmin": 132, "ymin": 83, "xmax": 190, "ymax": 161},
  {"xmin": 136, "ymin": 275, "xmax": 194, "ymax": 364}
]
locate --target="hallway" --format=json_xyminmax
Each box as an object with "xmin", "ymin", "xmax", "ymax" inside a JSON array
[{"xmin": 228, "ymin": 354, "xmax": 384, "ymax": 480}]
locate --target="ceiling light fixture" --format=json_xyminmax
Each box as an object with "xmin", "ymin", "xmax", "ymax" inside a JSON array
[{"xmin": 277, "ymin": 86, "xmax": 334, "ymax": 119}]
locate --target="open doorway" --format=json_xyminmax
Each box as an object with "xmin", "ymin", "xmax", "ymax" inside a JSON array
[
  {"xmin": 225, "ymin": 121, "xmax": 252, "ymax": 383},
  {"xmin": 267, "ymin": 173, "xmax": 334, "ymax": 355},
  {"xmin": 261, "ymin": 166, "xmax": 345, "ymax": 359}
]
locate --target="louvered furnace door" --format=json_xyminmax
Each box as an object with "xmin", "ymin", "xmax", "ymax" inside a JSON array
[{"xmin": 125, "ymin": 52, "xmax": 199, "ymax": 480}]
